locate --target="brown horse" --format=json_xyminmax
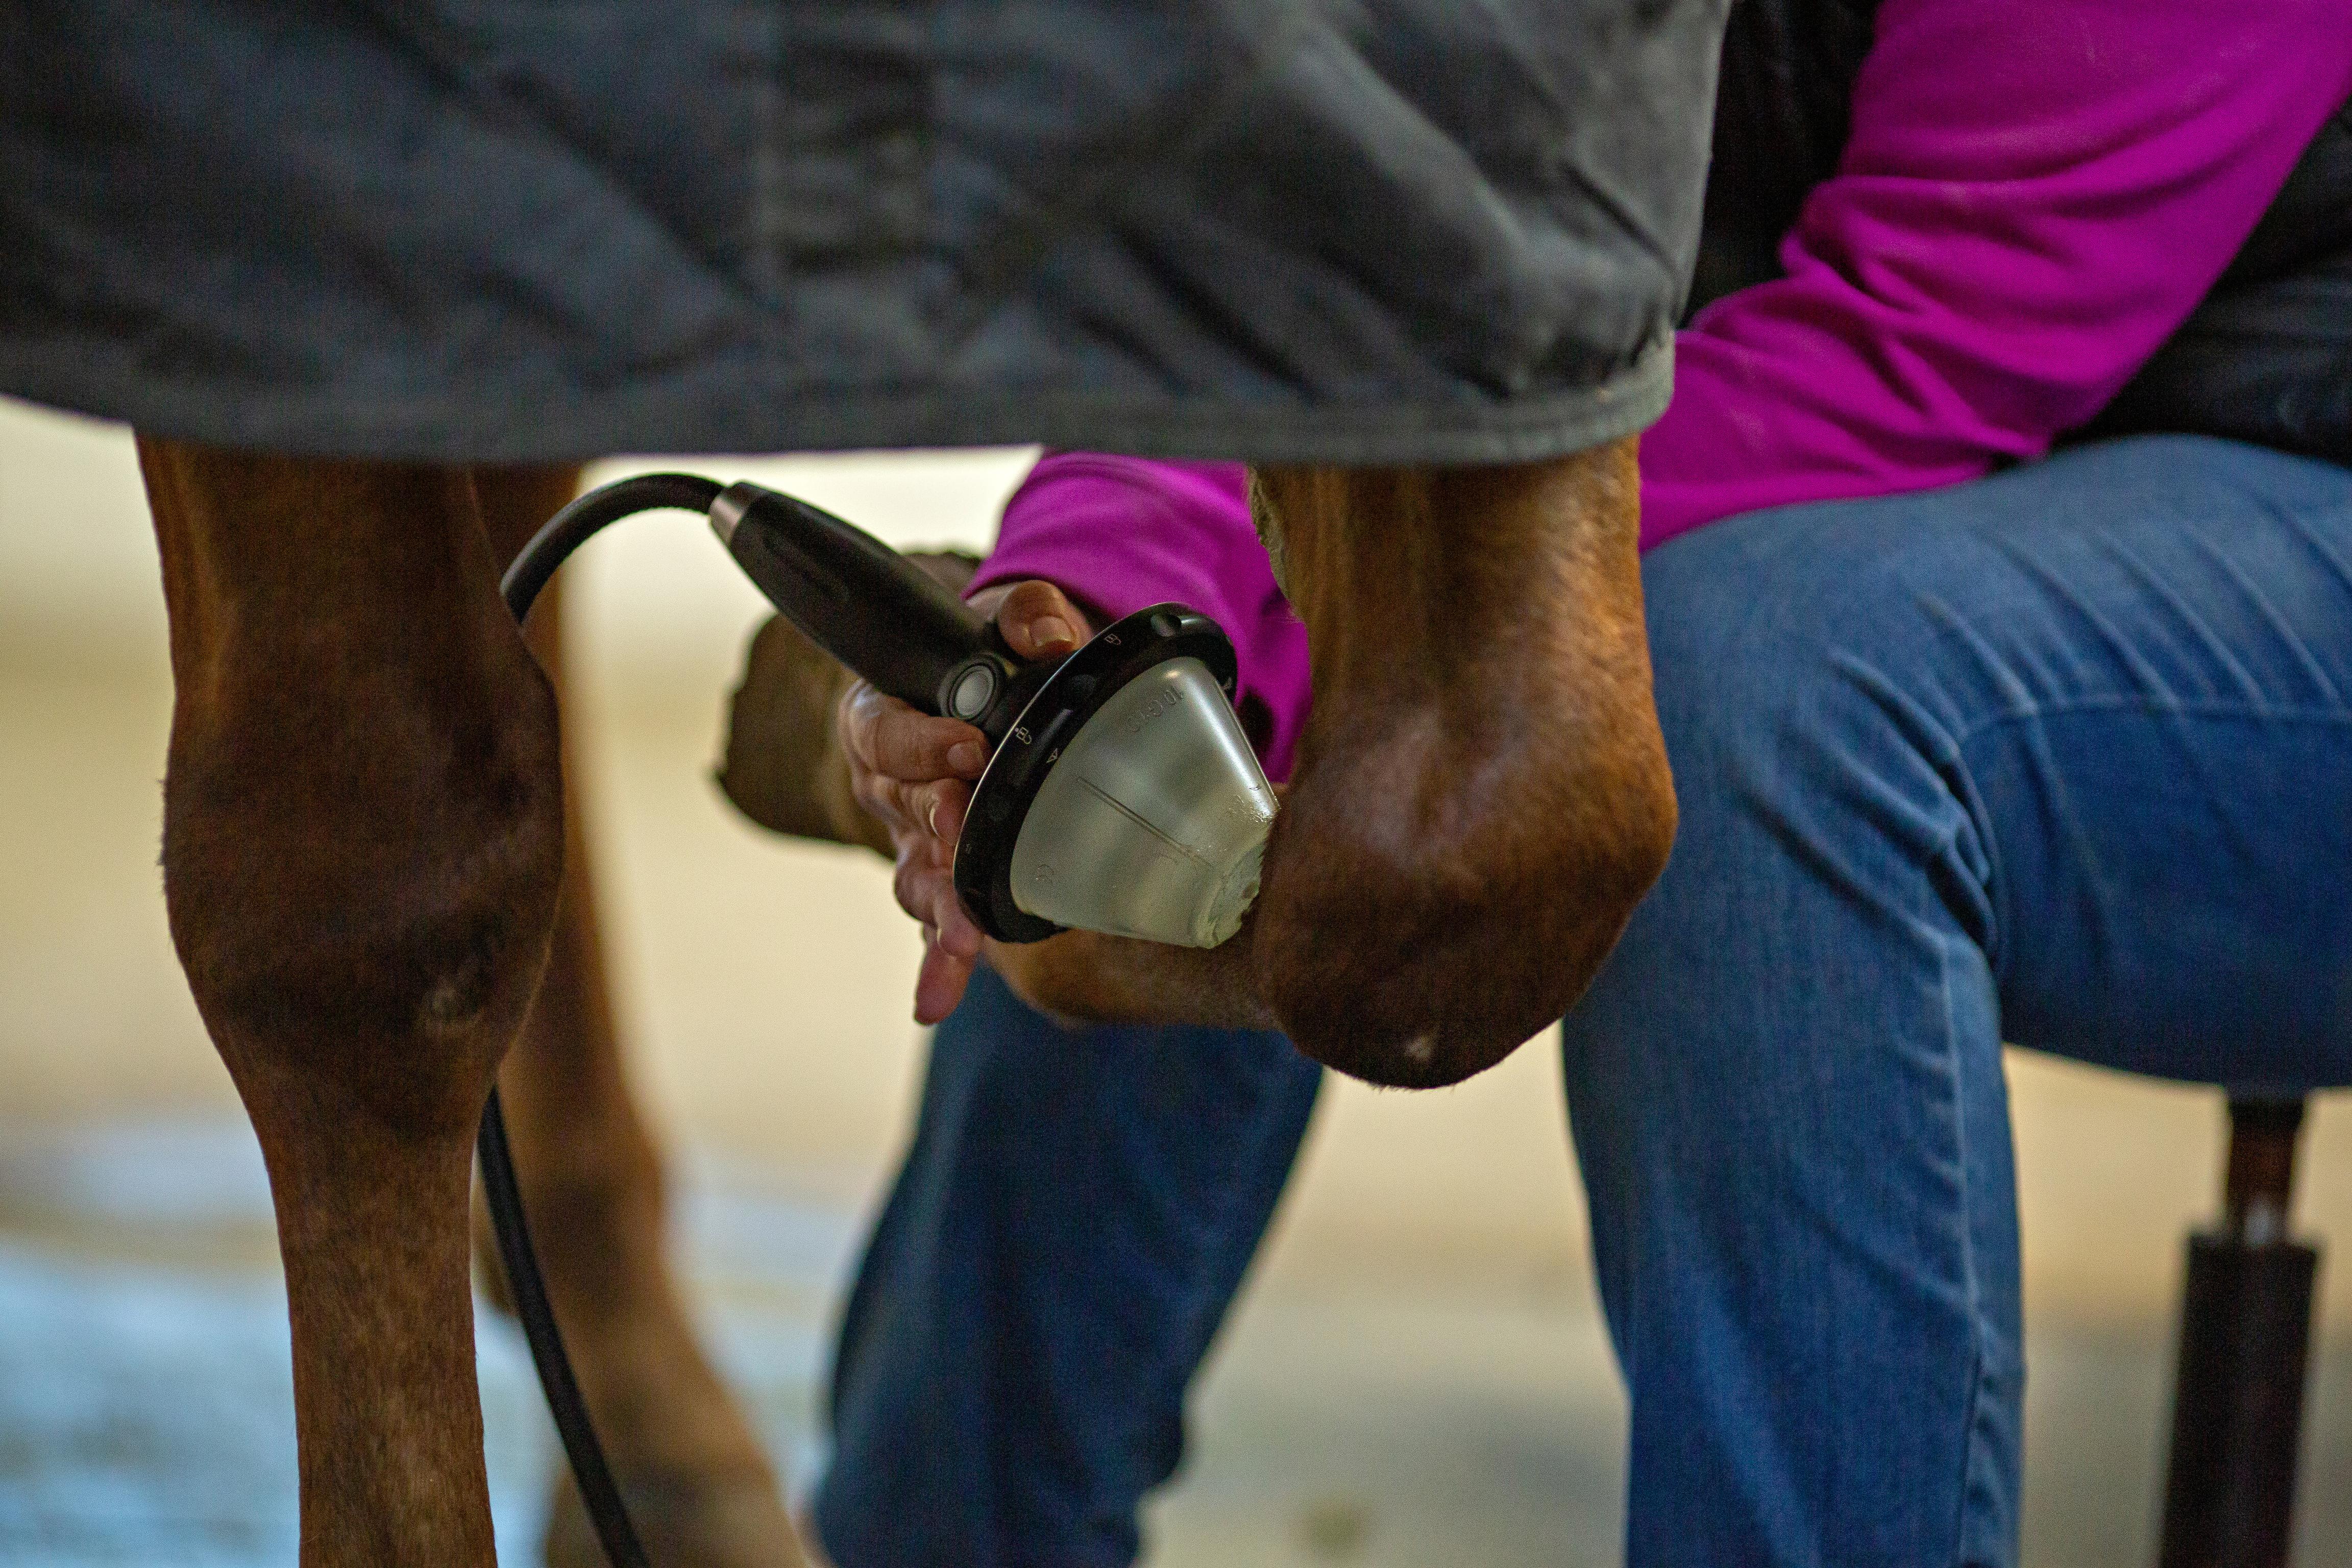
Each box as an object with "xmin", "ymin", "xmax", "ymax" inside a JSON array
[{"xmin": 133, "ymin": 429, "xmax": 1671, "ymax": 1565}]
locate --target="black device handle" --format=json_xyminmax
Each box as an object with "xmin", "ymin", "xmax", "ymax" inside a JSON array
[{"xmin": 712, "ymin": 480, "xmax": 996, "ymax": 715}]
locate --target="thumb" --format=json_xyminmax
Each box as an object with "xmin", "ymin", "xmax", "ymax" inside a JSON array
[{"xmin": 993, "ymin": 580, "xmax": 1088, "ymax": 662}]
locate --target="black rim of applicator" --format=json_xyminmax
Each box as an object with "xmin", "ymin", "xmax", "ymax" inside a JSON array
[{"xmin": 950, "ymin": 603, "xmax": 1239, "ymax": 943}]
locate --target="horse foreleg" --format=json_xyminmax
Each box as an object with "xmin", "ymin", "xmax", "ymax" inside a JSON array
[
  {"xmin": 140, "ymin": 438, "xmax": 565, "ymax": 1566},
  {"xmin": 469, "ymin": 468, "xmax": 804, "ymax": 1568},
  {"xmin": 1247, "ymin": 439, "xmax": 1678, "ymax": 1088}
]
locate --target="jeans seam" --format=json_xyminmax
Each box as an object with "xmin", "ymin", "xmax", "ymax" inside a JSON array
[{"xmin": 1937, "ymin": 926, "xmax": 1992, "ymax": 1568}]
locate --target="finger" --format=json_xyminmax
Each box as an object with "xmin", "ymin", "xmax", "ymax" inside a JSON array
[
  {"xmin": 861, "ymin": 776, "xmax": 969, "ymax": 855},
  {"xmin": 893, "ymin": 840, "xmax": 954, "ymax": 928},
  {"xmin": 898, "ymin": 838, "xmax": 983, "ymax": 961},
  {"xmin": 892, "ymin": 843, "xmax": 984, "ymax": 962},
  {"xmin": 929, "ymin": 875, "xmax": 984, "ymax": 961},
  {"xmin": 840, "ymin": 681, "xmax": 987, "ymax": 781},
  {"xmin": 993, "ymin": 580, "xmax": 1088, "ymax": 662},
  {"xmin": 866, "ymin": 702, "xmax": 987, "ymax": 783},
  {"xmin": 917, "ymin": 777, "xmax": 971, "ymax": 845},
  {"xmin": 857, "ymin": 772, "xmax": 926, "ymax": 837},
  {"xmin": 913, "ymin": 939, "xmax": 976, "ymax": 1026}
]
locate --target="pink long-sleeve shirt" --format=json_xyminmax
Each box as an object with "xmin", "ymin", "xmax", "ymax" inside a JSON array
[{"xmin": 973, "ymin": 0, "xmax": 2352, "ymax": 775}]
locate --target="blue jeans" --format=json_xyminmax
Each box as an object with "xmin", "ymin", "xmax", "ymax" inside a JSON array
[{"xmin": 813, "ymin": 436, "xmax": 2352, "ymax": 1567}]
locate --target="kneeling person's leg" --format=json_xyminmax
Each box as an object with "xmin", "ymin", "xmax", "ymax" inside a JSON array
[{"xmin": 817, "ymin": 966, "xmax": 1318, "ymax": 1568}]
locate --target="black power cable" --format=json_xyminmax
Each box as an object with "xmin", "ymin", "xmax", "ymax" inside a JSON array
[{"xmin": 479, "ymin": 471, "xmax": 726, "ymax": 1568}]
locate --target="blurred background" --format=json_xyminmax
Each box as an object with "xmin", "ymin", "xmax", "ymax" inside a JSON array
[{"xmin": 1, "ymin": 394, "xmax": 2345, "ymax": 1566}]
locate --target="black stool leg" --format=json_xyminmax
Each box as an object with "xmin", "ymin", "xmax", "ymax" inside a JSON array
[{"xmin": 2157, "ymin": 1096, "xmax": 2319, "ymax": 1568}]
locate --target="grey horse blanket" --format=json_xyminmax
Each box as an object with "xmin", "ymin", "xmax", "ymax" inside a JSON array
[{"xmin": 0, "ymin": 2, "xmax": 1727, "ymax": 465}]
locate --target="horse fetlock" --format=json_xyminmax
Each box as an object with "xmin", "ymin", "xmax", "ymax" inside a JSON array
[
  {"xmin": 1251, "ymin": 707, "xmax": 1675, "ymax": 1089},
  {"xmin": 545, "ymin": 1463, "xmax": 805, "ymax": 1568},
  {"xmin": 527, "ymin": 1261, "xmax": 807, "ymax": 1568}
]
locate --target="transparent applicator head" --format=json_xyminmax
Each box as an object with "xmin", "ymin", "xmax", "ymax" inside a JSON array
[{"xmin": 1007, "ymin": 656, "xmax": 1278, "ymax": 948}]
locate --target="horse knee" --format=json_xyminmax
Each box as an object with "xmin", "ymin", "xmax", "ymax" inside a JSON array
[{"xmin": 161, "ymin": 667, "xmax": 566, "ymax": 1143}]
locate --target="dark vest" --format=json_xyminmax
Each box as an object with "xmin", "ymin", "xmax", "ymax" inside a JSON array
[{"xmin": 1694, "ymin": 0, "xmax": 2352, "ymax": 463}]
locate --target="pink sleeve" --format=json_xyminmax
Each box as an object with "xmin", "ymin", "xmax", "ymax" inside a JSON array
[
  {"xmin": 970, "ymin": 453, "xmax": 1310, "ymax": 781},
  {"xmin": 1638, "ymin": 0, "xmax": 2352, "ymax": 547}
]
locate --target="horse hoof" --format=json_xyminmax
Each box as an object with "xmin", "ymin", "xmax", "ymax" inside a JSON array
[{"xmin": 542, "ymin": 1463, "xmax": 811, "ymax": 1568}]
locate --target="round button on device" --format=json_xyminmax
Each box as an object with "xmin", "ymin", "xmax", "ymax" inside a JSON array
[{"xmin": 948, "ymin": 663, "xmax": 999, "ymax": 720}]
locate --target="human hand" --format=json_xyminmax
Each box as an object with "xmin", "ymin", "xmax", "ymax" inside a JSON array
[{"xmin": 837, "ymin": 579, "xmax": 1092, "ymax": 1023}]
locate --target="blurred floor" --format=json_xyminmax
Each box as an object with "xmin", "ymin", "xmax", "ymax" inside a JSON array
[{"xmin": 1, "ymin": 399, "xmax": 2348, "ymax": 1565}]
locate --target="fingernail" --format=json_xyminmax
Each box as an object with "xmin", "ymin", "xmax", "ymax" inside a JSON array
[
  {"xmin": 1030, "ymin": 615, "xmax": 1075, "ymax": 650},
  {"xmin": 949, "ymin": 740, "xmax": 985, "ymax": 774},
  {"xmin": 926, "ymin": 797, "xmax": 943, "ymax": 837}
]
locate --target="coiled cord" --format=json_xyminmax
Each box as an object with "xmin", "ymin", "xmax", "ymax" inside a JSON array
[{"xmin": 479, "ymin": 470, "xmax": 727, "ymax": 1568}]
